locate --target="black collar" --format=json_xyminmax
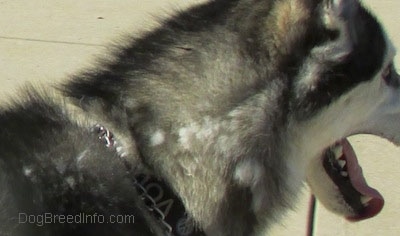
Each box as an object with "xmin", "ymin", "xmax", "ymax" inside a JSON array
[{"xmin": 94, "ymin": 124, "xmax": 206, "ymax": 236}]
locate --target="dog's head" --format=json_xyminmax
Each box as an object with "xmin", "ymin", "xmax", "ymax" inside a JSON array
[{"xmin": 284, "ymin": 0, "xmax": 399, "ymax": 222}]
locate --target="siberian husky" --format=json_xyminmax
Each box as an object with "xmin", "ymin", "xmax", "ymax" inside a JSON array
[{"xmin": 0, "ymin": 0, "xmax": 399, "ymax": 235}]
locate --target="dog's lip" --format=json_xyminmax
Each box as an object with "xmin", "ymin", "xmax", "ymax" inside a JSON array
[{"xmin": 341, "ymin": 139, "xmax": 385, "ymax": 221}]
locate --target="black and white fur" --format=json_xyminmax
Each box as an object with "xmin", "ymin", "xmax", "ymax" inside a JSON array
[{"xmin": 1, "ymin": 0, "xmax": 399, "ymax": 235}]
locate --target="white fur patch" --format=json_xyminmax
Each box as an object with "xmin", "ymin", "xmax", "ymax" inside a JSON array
[
  {"xmin": 23, "ymin": 166, "xmax": 33, "ymax": 177},
  {"xmin": 22, "ymin": 165, "xmax": 38, "ymax": 183},
  {"xmin": 65, "ymin": 176, "xmax": 76, "ymax": 189},
  {"xmin": 178, "ymin": 117, "xmax": 221, "ymax": 150},
  {"xmin": 234, "ymin": 159, "xmax": 271, "ymax": 213},
  {"xmin": 195, "ymin": 117, "xmax": 221, "ymax": 140},
  {"xmin": 150, "ymin": 129, "xmax": 166, "ymax": 146},
  {"xmin": 178, "ymin": 123, "xmax": 199, "ymax": 150},
  {"xmin": 234, "ymin": 159, "xmax": 263, "ymax": 186}
]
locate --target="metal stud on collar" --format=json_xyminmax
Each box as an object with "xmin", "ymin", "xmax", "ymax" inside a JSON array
[
  {"xmin": 94, "ymin": 124, "xmax": 115, "ymax": 147},
  {"xmin": 94, "ymin": 124, "xmax": 173, "ymax": 235}
]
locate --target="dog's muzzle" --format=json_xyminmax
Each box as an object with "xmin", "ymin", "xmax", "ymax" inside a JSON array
[{"xmin": 307, "ymin": 139, "xmax": 384, "ymax": 221}]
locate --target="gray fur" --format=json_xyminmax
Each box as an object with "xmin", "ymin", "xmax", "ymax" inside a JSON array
[{"xmin": 1, "ymin": 0, "xmax": 399, "ymax": 235}]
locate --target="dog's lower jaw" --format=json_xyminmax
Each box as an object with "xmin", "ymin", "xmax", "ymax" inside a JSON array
[
  {"xmin": 306, "ymin": 139, "xmax": 384, "ymax": 221},
  {"xmin": 306, "ymin": 147, "xmax": 355, "ymax": 216}
]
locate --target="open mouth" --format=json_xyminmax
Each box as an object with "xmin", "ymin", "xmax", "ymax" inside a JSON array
[{"xmin": 307, "ymin": 138, "xmax": 384, "ymax": 221}]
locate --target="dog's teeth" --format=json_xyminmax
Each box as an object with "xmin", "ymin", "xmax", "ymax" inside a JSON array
[
  {"xmin": 338, "ymin": 160, "xmax": 346, "ymax": 169},
  {"xmin": 332, "ymin": 145, "xmax": 343, "ymax": 159},
  {"xmin": 340, "ymin": 171, "xmax": 348, "ymax": 177},
  {"xmin": 361, "ymin": 196, "xmax": 373, "ymax": 205}
]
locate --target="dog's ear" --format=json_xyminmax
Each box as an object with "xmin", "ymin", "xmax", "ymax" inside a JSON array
[
  {"xmin": 311, "ymin": 0, "xmax": 360, "ymax": 62},
  {"xmin": 321, "ymin": 0, "xmax": 358, "ymax": 29},
  {"xmin": 295, "ymin": 0, "xmax": 360, "ymax": 96}
]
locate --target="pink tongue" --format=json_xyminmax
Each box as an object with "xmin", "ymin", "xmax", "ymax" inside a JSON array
[{"xmin": 340, "ymin": 139, "xmax": 384, "ymax": 221}]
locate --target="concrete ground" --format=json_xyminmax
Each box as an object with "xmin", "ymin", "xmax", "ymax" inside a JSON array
[{"xmin": 0, "ymin": 0, "xmax": 399, "ymax": 235}]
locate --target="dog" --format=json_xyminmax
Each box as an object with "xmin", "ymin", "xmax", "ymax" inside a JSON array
[{"xmin": 0, "ymin": 0, "xmax": 399, "ymax": 235}]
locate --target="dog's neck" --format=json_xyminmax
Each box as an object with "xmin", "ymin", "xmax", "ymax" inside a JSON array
[{"xmin": 130, "ymin": 85, "xmax": 305, "ymax": 235}]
